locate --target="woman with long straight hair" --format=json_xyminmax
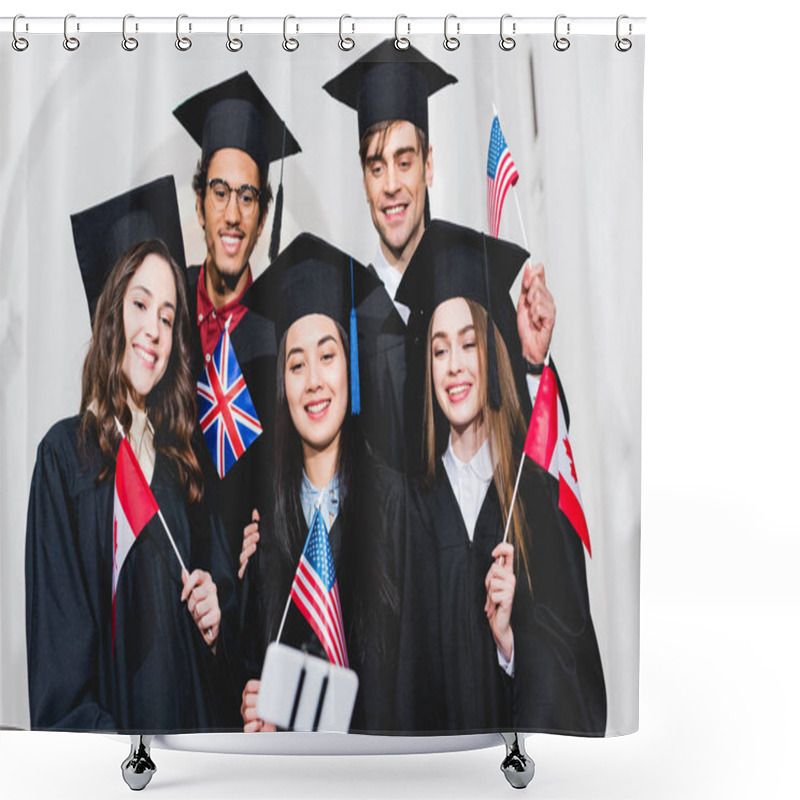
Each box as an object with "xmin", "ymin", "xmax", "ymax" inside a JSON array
[
  {"xmin": 396, "ymin": 220, "xmax": 606, "ymax": 735},
  {"xmin": 25, "ymin": 178, "xmax": 238, "ymax": 732},
  {"xmin": 238, "ymin": 233, "xmax": 403, "ymax": 734}
]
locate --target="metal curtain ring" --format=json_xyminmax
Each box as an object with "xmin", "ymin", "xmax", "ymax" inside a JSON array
[
  {"xmin": 394, "ymin": 15, "xmax": 410, "ymax": 50},
  {"xmin": 176, "ymin": 14, "xmax": 192, "ymax": 51},
  {"xmin": 443, "ymin": 14, "xmax": 460, "ymax": 51},
  {"xmin": 122, "ymin": 14, "xmax": 138, "ymax": 51},
  {"xmin": 63, "ymin": 14, "xmax": 80, "ymax": 51},
  {"xmin": 615, "ymin": 14, "xmax": 632, "ymax": 52},
  {"xmin": 499, "ymin": 14, "xmax": 515, "ymax": 51},
  {"xmin": 12, "ymin": 14, "xmax": 29, "ymax": 51},
  {"xmin": 226, "ymin": 15, "xmax": 242, "ymax": 52},
  {"xmin": 338, "ymin": 14, "xmax": 354, "ymax": 51},
  {"xmin": 283, "ymin": 15, "xmax": 299, "ymax": 52},
  {"xmin": 553, "ymin": 14, "xmax": 570, "ymax": 51}
]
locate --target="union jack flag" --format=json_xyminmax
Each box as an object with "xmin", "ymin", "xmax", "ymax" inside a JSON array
[
  {"xmin": 290, "ymin": 507, "xmax": 349, "ymax": 668},
  {"xmin": 487, "ymin": 114, "xmax": 520, "ymax": 238},
  {"xmin": 197, "ymin": 320, "xmax": 262, "ymax": 479}
]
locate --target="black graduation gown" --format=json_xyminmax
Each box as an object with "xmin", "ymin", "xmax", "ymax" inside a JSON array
[
  {"xmin": 186, "ymin": 265, "xmax": 277, "ymax": 562},
  {"xmin": 243, "ymin": 456, "xmax": 405, "ymax": 734},
  {"xmin": 401, "ymin": 457, "xmax": 605, "ymax": 735},
  {"xmin": 25, "ymin": 416, "xmax": 239, "ymax": 732},
  {"xmin": 359, "ymin": 272, "xmax": 408, "ymax": 473}
]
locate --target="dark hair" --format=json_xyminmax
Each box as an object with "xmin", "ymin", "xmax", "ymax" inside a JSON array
[
  {"xmin": 260, "ymin": 320, "xmax": 398, "ymax": 664},
  {"xmin": 78, "ymin": 238, "xmax": 204, "ymax": 504},
  {"xmin": 358, "ymin": 119, "xmax": 430, "ymax": 171},
  {"xmin": 192, "ymin": 150, "xmax": 273, "ymax": 225}
]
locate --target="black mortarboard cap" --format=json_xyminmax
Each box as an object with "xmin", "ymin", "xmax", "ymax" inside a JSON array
[
  {"xmin": 172, "ymin": 71, "xmax": 301, "ymax": 176},
  {"xmin": 396, "ymin": 219, "xmax": 529, "ymax": 409},
  {"xmin": 323, "ymin": 39, "xmax": 458, "ymax": 139},
  {"xmin": 242, "ymin": 233, "xmax": 384, "ymax": 414},
  {"xmin": 71, "ymin": 175, "xmax": 186, "ymax": 320}
]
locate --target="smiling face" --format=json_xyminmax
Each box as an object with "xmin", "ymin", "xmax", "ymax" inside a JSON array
[
  {"xmin": 196, "ymin": 147, "xmax": 266, "ymax": 295},
  {"xmin": 120, "ymin": 253, "xmax": 177, "ymax": 408},
  {"xmin": 362, "ymin": 120, "xmax": 433, "ymax": 266},
  {"xmin": 284, "ymin": 314, "xmax": 349, "ymax": 460},
  {"xmin": 430, "ymin": 297, "xmax": 485, "ymax": 436}
]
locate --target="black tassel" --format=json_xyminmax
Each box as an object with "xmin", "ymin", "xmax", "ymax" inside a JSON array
[
  {"xmin": 424, "ymin": 189, "xmax": 431, "ymax": 227},
  {"xmin": 269, "ymin": 182, "xmax": 283, "ymax": 262}
]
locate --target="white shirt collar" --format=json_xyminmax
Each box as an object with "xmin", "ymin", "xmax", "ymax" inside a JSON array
[
  {"xmin": 442, "ymin": 435, "xmax": 496, "ymax": 483},
  {"xmin": 372, "ymin": 245, "xmax": 411, "ymax": 324}
]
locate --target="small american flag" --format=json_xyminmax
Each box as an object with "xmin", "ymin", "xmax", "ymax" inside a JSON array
[
  {"xmin": 290, "ymin": 507, "xmax": 349, "ymax": 668},
  {"xmin": 487, "ymin": 114, "xmax": 520, "ymax": 238},
  {"xmin": 197, "ymin": 320, "xmax": 263, "ymax": 479}
]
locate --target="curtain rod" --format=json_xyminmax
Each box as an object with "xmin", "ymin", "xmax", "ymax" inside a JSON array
[{"xmin": 1, "ymin": 15, "xmax": 646, "ymax": 37}]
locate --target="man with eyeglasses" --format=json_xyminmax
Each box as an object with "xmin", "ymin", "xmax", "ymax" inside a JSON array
[{"xmin": 173, "ymin": 71, "xmax": 301, "ymax": 583}]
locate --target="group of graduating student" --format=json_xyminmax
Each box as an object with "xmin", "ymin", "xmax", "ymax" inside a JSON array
[{"xmin": 25, "ymin": 41, "xmax": 607, "ymax": 737}]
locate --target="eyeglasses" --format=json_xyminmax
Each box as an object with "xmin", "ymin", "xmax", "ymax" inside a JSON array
[{"xmin": 206, "ymin": 178, "xmax": 261, "ymax": 216}]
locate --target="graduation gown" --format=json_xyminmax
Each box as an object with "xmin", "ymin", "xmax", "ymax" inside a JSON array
[
  {"xmin": 186, "ymin": 265, "xmax": 277, "ymax": 561},
  {"xmin": 402, "ymin": 457, "xmax": 605, "ymax": 735},
  {"xmin": 243, "ymin": 455, "xmax": 405, "ymax": 734},
  {"xmin": 25, "ymin": 416, "xmax": 239, "ymax": 732}
]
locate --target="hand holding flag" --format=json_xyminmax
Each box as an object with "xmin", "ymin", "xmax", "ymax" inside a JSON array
[{"xmin": 517, "ymin": 261, "xmax": 556, "ymax": 366}]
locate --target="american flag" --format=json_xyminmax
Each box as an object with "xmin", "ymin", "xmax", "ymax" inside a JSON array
[
  {"xmin": 197, "ymin": 321, "xmax": 263, "ymax": 479},
  {"xmin": 486, "ymin": 114, "xmax": 520, "ymax": 238},
  {"xmin": 290, "ymin": 507, "xmax": 349, "ymax": 668}
]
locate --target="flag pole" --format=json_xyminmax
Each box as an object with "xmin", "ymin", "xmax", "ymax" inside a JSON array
[
  {"xmin": 502, "ymin": 453, "xmax": 526, "ymax": 545},
  {"xmin": 512, "ymin": 188, "xmax": 529, "ymax": 252}
]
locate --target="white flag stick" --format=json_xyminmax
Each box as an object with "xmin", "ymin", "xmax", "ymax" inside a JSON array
[
  {"xmin": 512, "ymin": 186, "xmax": 530, "ymax": 252},
  {"xmin": 502, "ymin": 452, "xmax": 527, "ymax": 545}
]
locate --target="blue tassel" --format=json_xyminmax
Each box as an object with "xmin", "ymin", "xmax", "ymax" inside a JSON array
[{"xmin": 350, "ymin": 307, "xmax": 360, "ymax": 416}]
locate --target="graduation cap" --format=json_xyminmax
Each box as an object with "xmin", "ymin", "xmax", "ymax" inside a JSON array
[
  {"xmin": 396, "ymin": 219, "xmax": 529, "ymax": 410},
  {"xmin": 322, "ymin": 39, "xmax": 458, "ymax": 141},
  {"xmin": 172, "ymin": 71, "xmax": 302, "ymax": 261},
  {"xmin": 242, "ymin": 232, "xmax": 383, "ymax": 414},
  {"xmin": 71, "ymin": 175, "xmax": 186, "ymax": 320}
]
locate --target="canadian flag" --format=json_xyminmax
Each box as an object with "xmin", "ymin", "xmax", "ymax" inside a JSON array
[
  {"xmin": 112, "ymin": 437, "xmax": 159, "ymax": 642},
  {"xmin": 524, "ymin": 364, "xmax": 592, "ymax": 556}
]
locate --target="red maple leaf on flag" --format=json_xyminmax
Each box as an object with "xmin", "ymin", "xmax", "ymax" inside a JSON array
[{"xmin": 563, "ymin": 437, "xmax": 578, "ymax": 483}]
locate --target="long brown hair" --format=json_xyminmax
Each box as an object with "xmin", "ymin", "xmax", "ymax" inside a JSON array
[
  {"xmin": 422, "ymin": 298, "xmax": 533, "ymax": 587},
  {"xmin": 78, "ymin": 239, "xmax": 204, "ymax": 503}
]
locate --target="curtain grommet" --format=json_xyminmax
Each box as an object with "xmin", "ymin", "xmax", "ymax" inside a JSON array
[
  {"xmin": 175, "ymin": 14, "xmax": 192, "ymax": 51},
  {"xmin": 12, "ymin": 14, "xmax": 29, "ymax": 51},
  {"xmin": 615, "ymin": 15, "xmax": 632, "ymax": 52},
  {"xmin": 63, "ymin": 14, "xmax": 80, "ymax": 51},
  {"xmin": 499, "ymin": 14, "xmax": 515, "ymax": 51},
  {"xmin": 283, "ymin": 15, "xmax": 299, "ymax": 52},
  {"xmin": 226, "ymin": 15, "xmax": 242, "ymax": 52},
  {"xmin": 338, "ymin": 14, "xmax": 355, "ymax": 51},
  {"xmin": 394, "ymin": 15, "xmax": 410, "ymax": 50},
  {"xmin": 553, "ymin": 14, "xmax": 570, "ymax": 52},
  {"xmin": 121, "ymin": 14, "xmax": 138, "ymax": 51},
  {"xmin": 443, "ymin": 14, "xmax": 460, "ymax": 51}
]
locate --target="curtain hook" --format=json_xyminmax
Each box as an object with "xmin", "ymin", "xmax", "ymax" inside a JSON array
[
  {"xmin": 63, "ymin": 14, "xmax": 80, "ymax": 51},
  {"xmin": 338, "ymin": 14, "xmax": 355, "ymax": 51},
  {"xmin": 122, "ymin": 14, "xmax": 138, "ymax": 51},
  {"xmin": 226, "ymin": 15, "xmax": 242, "ymax": 52},
  {"xmin": 394, "ymin": 15, "xmax": 410, "ymax": 50},
  {"xmin": 554, "ymin": 14, "xmax": 570, "ymax": 51},
  {"xmin": 283, "ymin": 15, "xmax": 299, "ymax": 51},
  {"xmin": 443, "ymin": 14, "xmax": 460, "ymax": 51},
  {"xmin": 615, "ymin": 15, "xmax": 632, "ymax": 52},
  {"xmin": 499, "ymin": 14, "xmax": 515, "ymax": 51},
  {"xmin": 176, "ymin": 14, "xmax": 192, "ymax": 51},
  {"xmin": 12, "ymin": 14, "xmax": 29, "ymax": 51}
]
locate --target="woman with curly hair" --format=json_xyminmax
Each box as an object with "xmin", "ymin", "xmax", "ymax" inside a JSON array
[{"xmin": 25, "ymin": 178, "xmax": 238, "ymax": 732}]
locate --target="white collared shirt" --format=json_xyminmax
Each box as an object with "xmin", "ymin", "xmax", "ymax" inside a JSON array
[
  {"xmin": 441, "ymin": 435, "xmax": 514, "ymax": 676},
  {"xmin": 372, "ymin": 246, "xmax": 411, "ymax": 324}
]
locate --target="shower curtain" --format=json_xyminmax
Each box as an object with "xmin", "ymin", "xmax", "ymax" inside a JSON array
[{"xmin": 0, "ymin": 23, "xmax": 643, "ymax": 739}]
